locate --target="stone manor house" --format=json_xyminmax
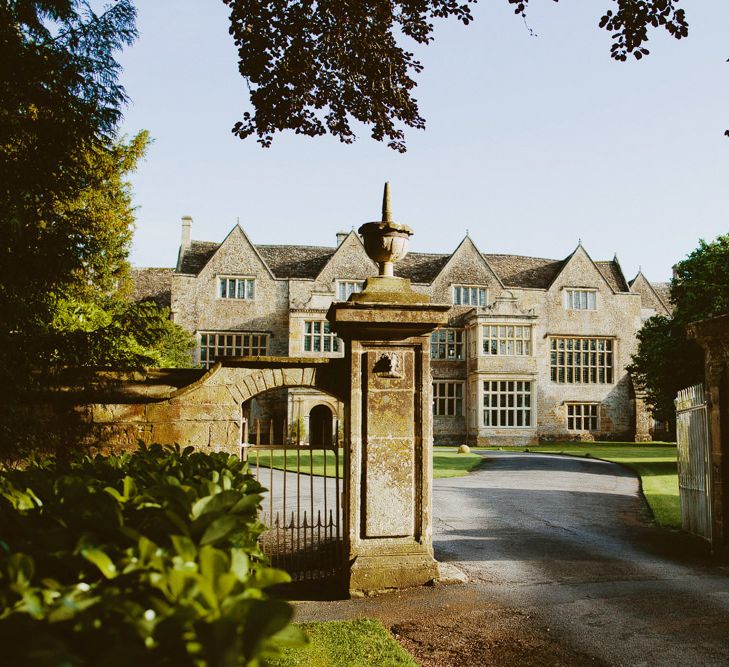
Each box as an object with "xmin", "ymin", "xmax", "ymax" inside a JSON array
[{"xmin": 132, "ymin": 212, "xmax": 672, "ymax": 446}]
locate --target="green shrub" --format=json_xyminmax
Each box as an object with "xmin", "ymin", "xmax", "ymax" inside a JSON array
[{"xmin": 0, "ymin": 444, "xmax": 304, "ymax": 666}]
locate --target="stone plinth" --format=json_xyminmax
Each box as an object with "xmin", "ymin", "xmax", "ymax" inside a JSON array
[{"xmin": 328, "ymin": 276, "xmax": 449, "ymax": 594}]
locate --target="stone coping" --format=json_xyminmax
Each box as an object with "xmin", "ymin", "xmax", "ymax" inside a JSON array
[{"xmin": 218, "ymin": 356, "xmax": 335, "ymax": 367}]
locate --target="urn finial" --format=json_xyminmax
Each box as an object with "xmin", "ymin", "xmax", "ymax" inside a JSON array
[
  {"xmin": 382, "ymin": 182, "xmax": 393, "ymax": 223},
  {"xmin": 358, "ymin": 182, "xmax": 413, "ymax": 278}
]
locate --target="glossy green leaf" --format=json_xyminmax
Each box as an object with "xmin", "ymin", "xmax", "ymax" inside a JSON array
[
  {"xmin": 81, "ymin": 549, "xmax": 117, "ymax": 579},
  {"xmin": 170, "ymin": 535, "xmax": 197, "ymax": 563},
  {"xmin": 199, "ymin": 545, "xmax": 228, "ymax": 583},
  {"xmin": 200, "ymin": 515, "xmax": 244, "ymax": 546}
]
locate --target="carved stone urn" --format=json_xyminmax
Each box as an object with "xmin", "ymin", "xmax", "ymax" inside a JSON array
[
  {"xmin": 347, "ymin": 183, "xmax": 426, "ymax": 306},
  {"xmin": 358, "ymin": 182, "xmax": 413, "ymax": 278}
]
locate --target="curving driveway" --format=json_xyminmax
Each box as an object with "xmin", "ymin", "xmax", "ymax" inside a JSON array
[
  {"xmin": 295, "ymin": 451, "xmax": 729, "ymax": 665},
  {"xmin": 433, "ymin": 450, "xmax": 729, "ymax": 666}
]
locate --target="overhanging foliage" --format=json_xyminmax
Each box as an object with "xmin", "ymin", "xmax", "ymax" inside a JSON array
[{"xmin": 223, "ymin": 0, "xmax": 689, "ymax": 151}]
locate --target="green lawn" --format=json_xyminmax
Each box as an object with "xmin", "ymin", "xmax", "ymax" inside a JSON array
[
  {"xmin": 250, "ymin": 447, "xmax": 484, "ymax": 479},
  {"xmin": 247, "ymin": 448, "xmax": 343, "ymax": 479},
  {"xmin": 432, "ymin": 448, "xmax": 485, "ymax": 477},
  {"xmin": 248, "ymin": 442, "xmax": 678, "ymax": 526},
  {"xmin": 267, "ymin": 619, "xmax": 417, "ymax": 667},
  {"xmin": 481, "ymin": 442, "xmax": 679, "ymax": 528}
]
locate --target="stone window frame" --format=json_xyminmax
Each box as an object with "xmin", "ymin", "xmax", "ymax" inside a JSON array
[
  {"xmin": 217, "ymin": 275, "xmax": 256, "ymax": 300},
  {"xmin": 564, "ymin": 288, "xmax": 597, "ymax": 311},
  {"xmin": 199, "ymin": 331, "xmax": 269, "ymax": 368},
  {"xmin": 549, "ymin": 336, "xmax": 615, "ymax": 384},
  {"xmin": 481, "ymin": 324, "xmax": 532, "ymax": 356},
  {"xmin": 566, "ymin": 402, "xmax": 599, "ymax": 431},
  {"xmin": 303, "ymin": 319, "xmax": 340, "ymax": 353},
  {"xmin": 452, "ymin": 284, "xmax": 487, "ymax": 307},
  {"xmin": 433, "ymin": 381, "xmax": 464, "ymax": 416},
  {"xmin": 337, "ymin": 279, "xmax": 364, "ymax": 301},
  {"xmin": 482, "ymin": 379, "xmax": 533, "ymax": 428},
  {"xmin": 431, "ymin": 328, "xmax": 465, "ymax": 360}
]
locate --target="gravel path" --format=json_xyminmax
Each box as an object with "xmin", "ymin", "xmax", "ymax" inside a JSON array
[{"xmin": 294, "ymin": 451, "xmax": 729, "ymax": 666}]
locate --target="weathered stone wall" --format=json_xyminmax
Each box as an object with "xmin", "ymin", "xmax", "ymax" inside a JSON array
[
  {"xmin": 431, "ymin": 357, "xmax": 467, "ymax": 444},
  {"xmin": 448, "ymin": 246, "xmax": 642, "ymax": 445},
  {"xmin": 428, "ymin": 238, "xmax": 501, "ymax": 305},
  {"xmin": 18, "ymin": 361, "xmax": 345, "ymax": 457},
  {"xmin": 532, "ymin": 248, "xmax": 642, "ymax": 441},
  {"xmin": 172, "ymin": 227, "xmax": 290, "ymax": 360},
  {"xmin": 397, "ymin": 244, "xmax": 645, "ymax": 445},
  {"xmin": 288, "ymin": 235, "xmax": 377, "ymax": 359}
]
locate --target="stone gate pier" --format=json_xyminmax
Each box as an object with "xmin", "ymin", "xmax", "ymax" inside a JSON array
[{"xmin": 329, "ymin": 184, "xmax": 450, "ymax": 593}]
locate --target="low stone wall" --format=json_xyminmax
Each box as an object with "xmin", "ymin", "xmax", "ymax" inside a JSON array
[{"xmin": 12, "ymin": 358, "xmax": 344, "ymax": 457}]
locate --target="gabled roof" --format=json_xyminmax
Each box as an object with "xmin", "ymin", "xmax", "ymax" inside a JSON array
[
  {"xmin": 177, "ymin": 241, "xmax": 219, "ymax": 274},
  {"xmin": 652, "ymin": 282, "xmax": 672, "ymax": 311},
  {"xmin": 395, "ymin": 252, "xmax": 451, "ymax": 283},
  {"xmin": 130, "ymin": 268, "xmax": 173, "ymax": 308},
  {"xmin": 484, "ymin": 255, "xmax": 565, "ymax": 289},
  {"xmin": 177, "ymin": 241, "xmax": 339, "ymax": 279},
  {"xmin": 174, "ymin": 234, "xmax": 630, "ymax": 293},
  {"xmin": 541, "ymin": 243, "xmax": 631, "ymax": 293},
  {"xmin": 594, "ymin": 261, "xmax": 630, "ymax": 293},
  {"xmin": 257, "ymin": 245, "xmax": 337, "ymax": 279},
  {"xmin": 629, "ymin": 272, "xmax": 673, "ymax": 314}
]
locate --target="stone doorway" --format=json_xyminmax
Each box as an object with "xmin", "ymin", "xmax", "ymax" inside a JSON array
[{"xmin": 309, "ymin": 404, "xmax": 334, "ymax": 446}]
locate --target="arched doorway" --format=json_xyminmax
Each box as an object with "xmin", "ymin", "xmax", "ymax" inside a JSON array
[{"xmin": 309, "ymin": 404, "xmax": 333, "ymax": 446}]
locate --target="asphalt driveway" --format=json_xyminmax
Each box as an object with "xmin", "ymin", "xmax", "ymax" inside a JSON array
[
  {"xmin": 431, "ymin": 450, "xmax": 729, "ymax": 666},
  {"xmin": 295, "ymin": 450, "xmax": 729, "ymax": 666}
]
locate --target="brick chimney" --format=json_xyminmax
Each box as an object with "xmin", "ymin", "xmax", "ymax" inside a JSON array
[{"xmin": 336, "ymin": 231, "xmax": 348, "ymax": 246}]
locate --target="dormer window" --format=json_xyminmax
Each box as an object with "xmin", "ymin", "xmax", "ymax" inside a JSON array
[
  {"xmin": 565, "ymin": 288, "xmax": 596, "ymax": 311},
  {"xmin": 219, "ymin": 276, "xmax": 255, "ymax": 300},
  {"xmin": 338, "ymin": 280, "xmax": 364, "ymax": 301},
  {"xmin": 453, "ymin": 285, "xmax": 486, "ymax": 306}
]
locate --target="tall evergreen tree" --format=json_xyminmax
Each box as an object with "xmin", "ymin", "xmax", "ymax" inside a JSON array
[{"xmin": 0, "ymin": 2, "xmax": 192, "ymax": 393}]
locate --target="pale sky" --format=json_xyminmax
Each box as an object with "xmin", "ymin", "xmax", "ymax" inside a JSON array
[{"xmin": 119, "ymin": 0, "xmax": 729, "ymax": 282}]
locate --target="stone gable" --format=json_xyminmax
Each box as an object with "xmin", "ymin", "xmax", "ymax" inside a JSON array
[
  {"xmin": 172, "ymin": 226, "xmax": 289, "ymax": 360},
  {"xmin": 313, "ymin": 232, "xmax": 377, "ymax": 292},
  {"xmin": 630, "ymin": 272, "xmax": 671, "ymax": 317},
  {"xmin": 429, "ymin": 237, "xmax": 503, "ymax": 303}
]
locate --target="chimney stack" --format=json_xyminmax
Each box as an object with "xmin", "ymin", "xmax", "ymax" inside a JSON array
[
  {"xmin": 336, "ymin": 231, "xmax": 348, "ymax": 246},
  {"xmin": 181, "ymin": 216, "xmax": 192, "ymax": 252}
]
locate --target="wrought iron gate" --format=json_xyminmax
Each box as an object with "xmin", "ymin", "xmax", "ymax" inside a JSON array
[
  {"xmin": 675, "ymin": 384, "xmax": 711, "ymax": 540},
  {"xmin": 242, "ymin": 418, "xmax": 346, "ymax": 584}
]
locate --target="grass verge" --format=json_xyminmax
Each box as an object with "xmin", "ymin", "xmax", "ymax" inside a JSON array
[
  {"xmin": 481, "ymin": 442, "xmax": 679, "ymax": 528},
  {"xmin": 248, "ymin": 449, "xmax": 343, "ymax": 479},
  {"xmin": 266, "ymin": 619, "xmax": 418, "ymax": 667},
  {"xmin": 432, "ymin": 447, "xmax": 485, "ymax": 478},
  {"xmin": 253, "ymin": 447, "xmax": 484, "ymax": 479}
]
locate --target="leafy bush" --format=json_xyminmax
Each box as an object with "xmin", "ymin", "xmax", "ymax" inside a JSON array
[{"xmin": 0, "ymin": 445, "xmax": 303, "ymax": 666}]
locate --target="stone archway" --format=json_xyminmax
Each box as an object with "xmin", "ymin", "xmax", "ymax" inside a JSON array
[
  {"xmin": 206, "ymin": 358, "xmax": 347, "ymax": 406},
  {"xmin": 309, "ymin": 404, "xmax": 333, "ymax": 446}
]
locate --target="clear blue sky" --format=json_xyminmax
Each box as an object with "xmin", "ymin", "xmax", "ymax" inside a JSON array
[{"xmin": 119, "ymin": 0, "xmax": 729, "ymax": 282}]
